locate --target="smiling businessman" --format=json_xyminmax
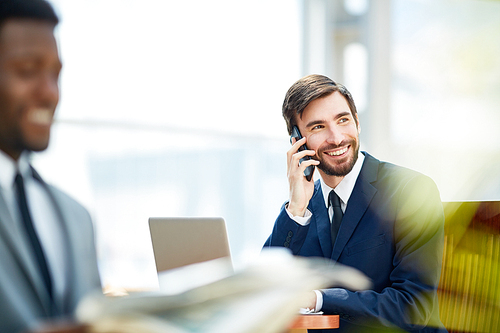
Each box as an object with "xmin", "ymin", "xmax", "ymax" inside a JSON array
[
  {"xmin": 264, "ymin": 74, "xmax": 446, "ymax": 333},
  {"xmin": 0, "ymin": 1, "xmax": 101, "ymax": 332}
]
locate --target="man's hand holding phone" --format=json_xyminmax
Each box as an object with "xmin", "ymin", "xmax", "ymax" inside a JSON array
[{"xmin": 287, "ymin": 134, "xmax": 319, "ymax": 218}]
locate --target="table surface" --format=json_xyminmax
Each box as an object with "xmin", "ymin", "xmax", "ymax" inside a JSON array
[
  {"xmin": 288, "ymin": 314, "xmax": 339, "ymax": 329},
  {"xmin": 29, "ymin": 314, "xmax": 340, "ymax": 332}
]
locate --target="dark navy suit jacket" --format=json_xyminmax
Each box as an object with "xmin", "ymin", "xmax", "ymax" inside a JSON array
[{"xmin": 264, "ymin": 152, "xmax": 446, "ymax": 333}]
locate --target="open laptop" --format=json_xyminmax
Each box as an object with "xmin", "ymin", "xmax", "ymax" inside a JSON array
[{"xmin": 148, "ymin": 217, "xmax": 233, "ymax": 293}]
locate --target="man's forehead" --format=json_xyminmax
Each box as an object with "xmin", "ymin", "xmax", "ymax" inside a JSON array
[
  {"xmin": 298, "ymin": 92, "xmax": 350, "ymax": 119},
  {"xmin": 0, "ymin": 19, "xmax": 57, "ymax": 54}
]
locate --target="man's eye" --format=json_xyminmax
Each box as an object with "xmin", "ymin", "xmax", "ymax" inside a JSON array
[{"xmin": 339, "ymin": 117, "xmax": 349, "ymax": 123}]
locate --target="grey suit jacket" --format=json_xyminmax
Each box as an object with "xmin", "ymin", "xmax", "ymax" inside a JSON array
[{"xmin": 0, "ymin": 168, "xmax": 101, "ymax": 333}]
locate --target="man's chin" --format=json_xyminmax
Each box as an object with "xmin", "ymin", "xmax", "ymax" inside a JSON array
[
  {"xmin": 318, "ymin": 154, "xmax": 358, "ymax": 177},
  {"xmin": 318, "ymin": 164, "xmax": 353, "ymax": 177},
  {"xmin": 25, "ymin": 138, "xmax": 51, "ymax": 153}
]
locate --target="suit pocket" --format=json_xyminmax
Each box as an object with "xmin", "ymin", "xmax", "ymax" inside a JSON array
[{"xmin": 346, "ymin": 234, "xmax": 386, "ymax": 256}]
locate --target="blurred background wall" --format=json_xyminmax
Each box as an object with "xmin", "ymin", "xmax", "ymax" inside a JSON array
[{"xmin": 37, "ymin": 0, "xmax": 500, "ymax": 290}]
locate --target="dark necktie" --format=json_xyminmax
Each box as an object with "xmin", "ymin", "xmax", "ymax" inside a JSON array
[
  {"xmin": 15, "ymin": 173, "xmax": 53, "ymax": 300},
  {"xmin": 329, "ymin": 190, "xmax": 343, "ymax": 247}
]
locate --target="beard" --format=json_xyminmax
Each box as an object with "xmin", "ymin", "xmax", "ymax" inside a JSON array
[{"xmin": 314, "ymin": 138, "xmax": 359, "ymax": 177}]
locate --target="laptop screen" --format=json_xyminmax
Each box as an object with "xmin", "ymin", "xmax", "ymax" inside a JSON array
[{"xmin": 148, "ymin": 217, "xmax": 232, "ymax": 272}]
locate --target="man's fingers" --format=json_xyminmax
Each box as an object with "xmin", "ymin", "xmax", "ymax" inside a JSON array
[
  {"xmin": 288, "ymin": 155, "xmax": 319, "ymax": 180},
  {"xmin": 298, "ymin": 158, "xmax": 319, "ymax": 170},
  {"xmin": 287, "ymin": 137, "xmax": 308, "ymax": 157},
  {"xmin": 289, "ymin": 149, "xmax": 316, "ymax": 167}
]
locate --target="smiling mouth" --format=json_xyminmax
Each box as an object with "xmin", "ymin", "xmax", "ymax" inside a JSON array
[
  {"xmin": 27, "ymin": 108, "xmax": 53, "ymax": 126},
  {"xmin": 326, "ymin": 146, "xmax": 348, "ymax": 156}
]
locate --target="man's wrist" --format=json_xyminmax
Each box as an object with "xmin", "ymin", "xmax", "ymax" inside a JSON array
[
  {"xmin": 314, "ymin": 290, "xmax": 323, "ymax": 312},
  {"xmin": 285, "ymin": 204, "xmax": 312, "ymax": 226},
  {"xmin": 287, "ymin": 202, "xmax": 308, "ymax": 218}
]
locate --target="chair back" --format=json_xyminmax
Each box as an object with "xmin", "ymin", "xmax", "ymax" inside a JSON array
[{"xmin": 439, "ymin": 201, "xmax": 500, "ymax": 333}]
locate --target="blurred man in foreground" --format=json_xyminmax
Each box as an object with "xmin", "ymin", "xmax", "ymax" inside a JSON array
[{"xmin": 0, "ymin": 1, "xmax": 101, "ymax": 332}]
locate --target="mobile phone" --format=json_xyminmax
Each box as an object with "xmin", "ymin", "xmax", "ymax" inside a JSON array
[{"xmin": 290, "ymin": 126, "xmax": 315, "ymax": 181}]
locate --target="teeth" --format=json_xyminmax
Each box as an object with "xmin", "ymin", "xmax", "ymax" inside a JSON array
[
  {"xmin": 327, "ymin": 147, "xmax": 348, "ymax": 156},
  {"xmin": 27, "ymin": 109, "xmax": 53, "ymax": 125}
]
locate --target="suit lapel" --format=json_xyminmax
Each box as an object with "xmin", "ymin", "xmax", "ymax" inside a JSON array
[
  {"xmin": 331, "ymin": 153, "xmax": 379, "ymax": 261},
  {"xmin": 310, "ymin": 181, "xmax": 333, "ymax": 257},
  {"xmin": 31, "ymin": 167, "xmax": 73, "ymax": 313},
  {"xmin": 0, "ymin": 183, "xmax": 53, "ymax": 313}
]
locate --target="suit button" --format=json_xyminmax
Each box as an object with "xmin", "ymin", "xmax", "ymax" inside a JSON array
[
  {"xmin": 284, "ymin": 242, "xmax": 290, "ymax": 247},
  {"xmin": 286, "ymin": 236, "xmax": 291, "ymax": 242},
  {"xmin": 288, "ymin": 231, "xmax": 293, "ymax": 237}
]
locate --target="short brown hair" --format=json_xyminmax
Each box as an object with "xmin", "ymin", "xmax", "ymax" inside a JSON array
[{"xmin": 282, "ymin": 74, "xmax": 358, "ymax": 134}]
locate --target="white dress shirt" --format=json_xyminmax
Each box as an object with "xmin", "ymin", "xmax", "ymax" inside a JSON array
[
  {"xmin": 286, "ymin": 152, "xmax": 365, "ymax": 223},
  {"xmin": 0, "ymin": 150, "xmax": 68, "ymax": 303}
]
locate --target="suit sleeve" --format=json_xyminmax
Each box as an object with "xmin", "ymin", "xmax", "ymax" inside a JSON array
[
  {"xmin": 263, "ymin": 202, "xmax": 310, "ymax": 255},
  {"xmin": 320, "ymin": 174, "xmax": 445, "ymax": 331}
]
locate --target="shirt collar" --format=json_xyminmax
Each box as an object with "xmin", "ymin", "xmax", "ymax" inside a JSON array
[
  {"xmin": 0, "ymin": 150, "xmax": 32, "ymax": 190},
  {"xmin": 320, "ymin": 152, "xmax": 365, "ymax": 208}
]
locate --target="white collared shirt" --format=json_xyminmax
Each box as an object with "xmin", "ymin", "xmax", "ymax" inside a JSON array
[
  {"xmin": 0, "ymin": 150, "xmax": 68, "ymax": 303},
  {"xmin": 319, "ymin": 152, "xmax": 365, "ymax": 219},
  {"xmin": 286, "ymin": 152, "xmax": 365, "ymax": 224}
]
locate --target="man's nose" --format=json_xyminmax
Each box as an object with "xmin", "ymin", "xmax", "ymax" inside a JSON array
[
  {"xmin": 325, "ymin": 127, "xmax": 344, "ymax": 145},
  {"xmin": 36, "ymin": 72, "xmax": 59, "ymax": 106}
]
